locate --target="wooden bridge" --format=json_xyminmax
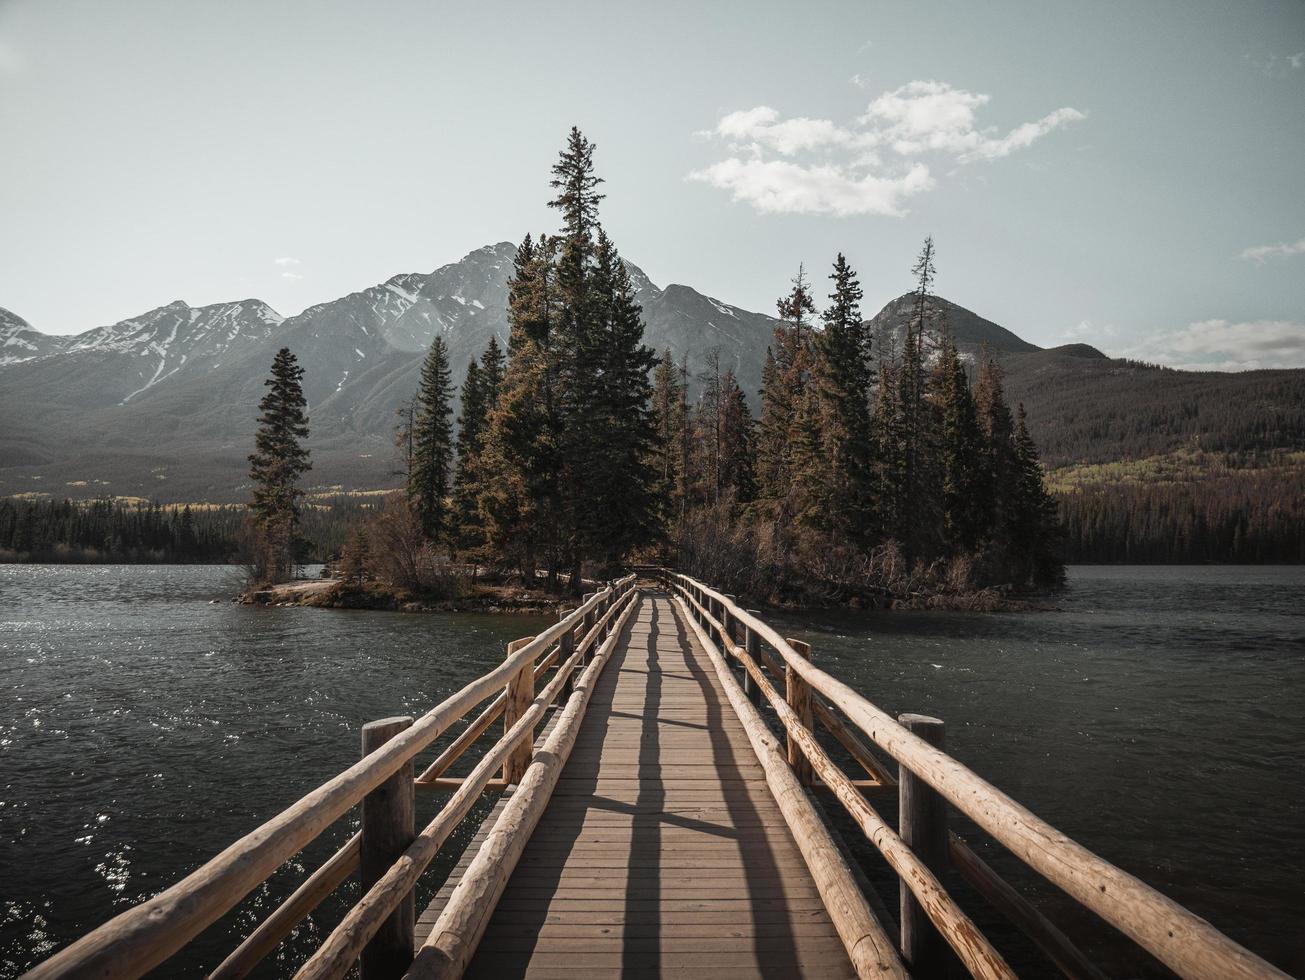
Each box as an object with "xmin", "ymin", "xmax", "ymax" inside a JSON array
[{"xmin": 25, "ymin": 573, "xmax": 1289, "ymax": 980}]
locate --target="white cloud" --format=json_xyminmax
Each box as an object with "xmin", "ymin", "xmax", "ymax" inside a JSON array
[
  {"xmin": 692, "ymin": 80, "xmax": 1084, "ymax": 216},
  {"xmin": 1291, "ymin": 52, "xmax": 1305, "ymax": 70},
  {"xmin": 1239, "ymin": 237, "xmax": 1305, "ymax": 262},
  {"xmin": 688, "ymin": 158, "xmax": 933, "ymax": 217},
  {"xmin": 709, "ymin": 106, "xmax": 854, "ymax": 155},
  {"xmin": 860, "ymin": 81, "xmax": 1085, "ymax": 160},
  {"xmin": 280, "ymin": 271, "xmax": 303, "ymax": 280},
  {"xmin": 273, "ymin": 256, "xmax": 301, "ymax": 267},
  {"xmin": 1124, "ymin": 319, "xmax": 1305, "ymax": 371}
]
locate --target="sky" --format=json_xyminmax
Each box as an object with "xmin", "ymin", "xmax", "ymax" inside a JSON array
[{"xmin": 1, "ymin": 0, "xmax": 1303, "ymax": 370}]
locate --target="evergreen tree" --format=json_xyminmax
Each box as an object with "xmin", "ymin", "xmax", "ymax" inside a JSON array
[
  {"xmin": 479, "ymin": 334, "xmax": 505, "ymax": 403},
  {"xmin": 809, "ymin": 253, "xmax": 874, "ymax": 539},
  {"xmin": 880, "ymin": 238, "xmax": 938, "ymax": 562},
  {"xmin": 247, "ymin": 347, "xmax": 311, "ymax": 581},
  {"xmin": 719, "ymin": 368, "xmax": 757, "ymax": 503},
  {"xmin": 927, "ymin": 322, "xmax": 988, "ymax": 554},
  {"xmin": 338, "ymin": 525, "xmax": 369, "ymax": 586},
  {"xmin": 585, "ymin": 229, "xmax": 659, "ymax": 569},
  {"xmin": 975, "ymin": 352, "xmax": 1017, "ymax": 542},
  {"xmin": 410, "ymin": 335, "xmax": 454, "ymax": 544},
  {"xmin": 452, "ymin": 358, "xmax": 485, "ymax": 551},
  {"xmin": 1011, "ymin": 403, "xmax": 1064, "ymax": 586},
  {"xmin": 480, "ymin": 236, "xmax": 561, "ymax": 582},
  {"xmin": 651, "ymin": 349, "xmax": 686, "ymax": 536},
  {"xmin": 757, "ymin": 266, "xmax": 817, "ymax": 498},
  {"xmin": 451, "ymin": 334, "xmax": 507, "ymax": 556}
]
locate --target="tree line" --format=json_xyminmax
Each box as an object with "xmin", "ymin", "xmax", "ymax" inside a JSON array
[
  {"xmin": 0, "ymin": 496, "xmax": 377, "ymax": 565},
  {"xmin": 1060, "ymin": 461, "xmax": 1305, "ymax": 563}
]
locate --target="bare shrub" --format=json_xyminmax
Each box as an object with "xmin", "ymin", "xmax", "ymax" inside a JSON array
[{"xmin": 364, "ymin": 495, "xmax": 472, "ymax": 599}]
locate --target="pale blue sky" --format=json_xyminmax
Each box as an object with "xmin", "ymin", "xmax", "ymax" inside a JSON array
[{"xmin": 1, "ymin": 0, "xmax": 1303, "ymax": 368}]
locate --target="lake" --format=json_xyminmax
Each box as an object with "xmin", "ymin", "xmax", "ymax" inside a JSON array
[{"xmin": 1, "ymin": 565, "xmax": 1301, "ymax": 977}]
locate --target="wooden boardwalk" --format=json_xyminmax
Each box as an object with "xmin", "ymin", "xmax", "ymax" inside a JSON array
[{"xmin": 415, "ymin": 593, "xmax": 856, "ymax": 979}]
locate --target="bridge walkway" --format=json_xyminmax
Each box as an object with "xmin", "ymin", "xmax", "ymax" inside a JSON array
[{"xmin": 415, "ymin": 592, "xmax": 856, "ymax": 979}]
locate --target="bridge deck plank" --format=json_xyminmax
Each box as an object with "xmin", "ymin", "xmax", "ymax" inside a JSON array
[{"xmin": 414, "ymin": 593, "xmax": 854, "ymax": 979}]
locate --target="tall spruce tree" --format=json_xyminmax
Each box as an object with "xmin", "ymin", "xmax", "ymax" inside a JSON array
[
  {"xmin": 975, "ymin": 352, "xmax": 1016, "ymax": 543},
  {"xmin": 1011, "ymin": 403, "xmax": 1063, "ymax": 586},
  {"xmin": 651, "ymin": 349, "xmax": 685, "ymax": 536},
  {"xmin": 479, "ymin": 236, "xmax": 561, "ymax": 582},
  {"xmin": 719, "ymin": 369, "xmax": 757, "ymax": 504},
  {"xmin": 880, "ymin": 238, "xmax": 938, "ymax": 562},
  {"xmin": 452, "ymin": 358, "xmax": 485, "ymax": 552},
  {"xmin": 410, "ymin": 334, "xmax": 454, "ymax": 544},
  {"xmin": 757, "ymin": 266, "xmax": 817, "ymax": 498},
  {"xmin": 586, "ymin": 229, "xmax": 659, "ymax": 568},
  {"xmin": 247, "ymin": 347, "xmax": 311, "ymax": 581},
  {"xmin": 452, "ymin": 335, "xmax": 507, "ymax": 555},
  {"xmin": 809, "ymin": 253, "xmax": 874, "ymax": 539},
  {"xmin": 931, "ymin": 329, "xmax": 988, "ymax": 552}
]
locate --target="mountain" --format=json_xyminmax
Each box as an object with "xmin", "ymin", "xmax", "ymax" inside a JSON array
[
  {"xmin": 866, "ymin": 292, "xmax": 1041, "ymax": 357},
  {"xmin": 2, "ymin": 246, "xmax": 1302, "ymax": 502},
  {"xmin": 1, "ymin": 307, "xmax": 68, "ymax": 366},
  {"xmin": 0, "ymin": 244, "xmax": 781, "ymax": 500}
]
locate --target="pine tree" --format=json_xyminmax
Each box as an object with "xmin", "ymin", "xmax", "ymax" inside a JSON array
[
  {"xmin": 479, "ymin": 334, "xmax": 505, "ymax": 403},
  {"xmin": 247, "ymin": 347, "xmax": 311, "ymax": 581},
  {"xmin": 585, "ymin": 229, "xmax": 659, "ymax": 569},
  {"xmin": 882, "ymin": 238, "xmax": 938, "ymax": 562},
  {"xmin": 719, "ymin": 369, "xmax": 757, "ymax": 504},
  {"xmin": 975, "ymin": 352, "xmax": 1016, "ymax": 543},
  {"xmin": 931, "ymin": 330, "xmax": 988, "ymax": 552},
  {"xmin": 651, "ymin": 349, "xmax": 685, "ymax": 537},
  {"xmin": 410, "ymin": 334, "xmax": 454, "ymax": 544},
  {"xmin": 757, "ymin": 266, "xmax": 817, "ymax": 498},
  {"xmin": 809, "ymin": 253, "xmax": 874, "ymax": 539},
  {"xmin": 1011, "ymin": 403, "xmax": 1063, "ymax": 586},
  {"xmin": 451, "ymin": 335, "xmax": 507, "ymax": 556},
  {"xmin": 338, "ymin": 525, "xmax": 369, "ymax": 586},
  {"xmin": 451, "ymin": 358, "xmax": 484, "ymax": 552},
  {"xmin": 480, "ymin": 237, "xmax": 562, "ymax": 583}
]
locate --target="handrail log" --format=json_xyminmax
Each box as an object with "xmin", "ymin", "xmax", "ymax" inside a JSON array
[
  {"xmin": 408, "ymin": 587, "xmax": 643, "ymax": 978},
  {"xmin": 292, "ymin": 586, "xmax": 636, "ymax": 980},
  {"xmin": 26, "ymin": 577, "xmax": 633, "ymax": 980},
  {"xmin": 677, "ymin": 588, "xmax": 1015, "ymax": 980},
  {"xmin": 949, "ymin": 834, "xmax": 1109, "ymax": 980},
  {"xmin": 671, "ymin": 594, "xmax": 909, "ymax": 980},
  {"xmin": 667, "ymin": 571, "xmax": 1288, "ymax": 980},
  {"xmin": 209, "ymin": 834, "xmax": 360, "ymax": 980}
]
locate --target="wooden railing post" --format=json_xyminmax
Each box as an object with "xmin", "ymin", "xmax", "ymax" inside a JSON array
[
  {"xmin": 785, "ymin": 639, "xmax": 814, "ymax": 786},
  {"xmin": 582, "ymin": 593, "xmax": 596, "ymax": 649},
  {"xmin": 557, "ymin": 610, "xmax": 575, "ymax": 703},
  {"xmin": 359, "ymin": 717, "xmax": 415, "ymax": 980},
  {"xmin": 899, "ymin": 713, "xmax": 948, "ymax": 977},
  {"xmin": 743, "ymin": 620, "xmax": 762, "ymax": 706},
  {"xmin": 722, "ymin": 595, "xmax": 737, "ymax": 644},
  {"xmin": 502, "ymin": 637, "xmax": 534, "ymax": 785}
]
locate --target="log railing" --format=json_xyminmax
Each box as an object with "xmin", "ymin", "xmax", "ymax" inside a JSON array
[
  {"xmin": 25, "ymin": 575, "xmax": 639, "ymax": 980},
  {"xmin": 657, "ymin": 569, "xmax": 1288, "ymax": 980}
]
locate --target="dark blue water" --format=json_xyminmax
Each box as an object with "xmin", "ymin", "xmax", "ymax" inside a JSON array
[
  {"xmin": 772, "ymin": 565, "xmax": 1305, "ymax": 977},
  {"xmin": 2, "ymin": 565, "xmax": 1301, "ymax": 977}
]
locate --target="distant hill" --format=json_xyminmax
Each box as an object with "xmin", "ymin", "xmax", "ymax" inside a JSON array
[{"xmin": 2, "ymin": 246, "xmax": 1303, "ymax": 507}]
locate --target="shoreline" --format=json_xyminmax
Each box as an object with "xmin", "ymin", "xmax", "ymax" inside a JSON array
[{"xmin": 237, "ymin": 576, "xmax": 1043, "ymax": 615}]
